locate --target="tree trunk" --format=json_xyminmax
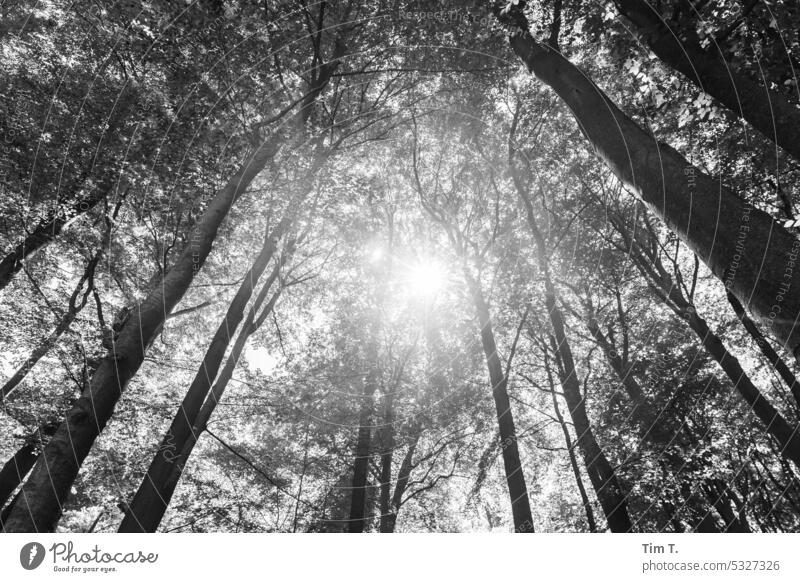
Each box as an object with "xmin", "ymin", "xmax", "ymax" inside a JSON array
[
  {"xmin": 726, "ymin": 291, "xmax": 800, "ymax": 409},
  {"xmin": 1, "ymin": 134, "xmax": 289, "ymax": 533},
  {"xmin": 612, "ymin": 0, "xmax": 800, "ymax": 162},
  {"xmin": 465, "ymin": 272, "xmax": 535, "ymax": 533},
  {"xmin": 0, "ymin": 188, "xmax": 111, "ymax": 292},
  {"xmin": 347, "ymin": 370, "xmax": 376, "ymax": 533},
  {"xmin": 613, "ymin": 210, "xmax": 800, "ymax": 471},
  {"xmin": 381, "ymin": 433, "xmax": 419, "ymax": 533},
  {"xmin": 1, "ymin": 246, "xmax": 104, "ymax": 401},
  {"xmin": 513, "ymin": 174, "xmax": 631, "ymax": 532},
  {"xmin": 684, "ymin": 302, "xmax": 800, "ymax": 470},
  {"xmin": 378, "ymin": 391, "xmax": 395, "ymax": 533},
  {"xmin": 495, "ymin": 3, "xmax": 800, "ymax": 361},
  {"xmin": 0, "ymin": 424, "xmax": 58, "ymax": 512},
  {"xmin": 542, "ymin": 349, "xmax": 598, "ymax": 532},
  {"xmin": 118, "ymin": 252, "xmax": 288, "ymax": 532}
]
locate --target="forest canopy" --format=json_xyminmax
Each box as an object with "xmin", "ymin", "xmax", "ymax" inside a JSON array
[{"xmin": 1, "ymin": 0, "xmax": 800, "ymax": 533}]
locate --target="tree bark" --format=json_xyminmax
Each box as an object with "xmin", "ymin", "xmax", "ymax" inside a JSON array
[
  {"xmin": 494, "ymin": 2, "xmax": 800, "ymax": 362},
  {"xmin": 726, "ymin": 291, "xmax": 800, "ymax": 409},
  {"xmin": 542, "ymin": 349, "xmax": 598, "ymax": 532},
  {"xmin": 612, "ymin": 0, "xmax": 800, "ymax": 162},
  {"xmin": 0, "ymin": 187, "xmax": 111, "ymax": 292},
  {"xmin": 118, "ymin": 251, "xmax": 288, "ymax": 532},
  {"xmin": 465, "ymin": 272, "xmax": 535, "ymax": 533},
  {"xmin": 1, "ymin": 134, "xmax": 289, "ymax": 532},
  {"xmin": 513, "ymin": 173, "xmax": 632, "ymax": 532},
  {"xmin": 0, "ymin": 424, "xmax": 58, "ymax": 512},
  {"xmin": 347, "ymin": 365, "xmax": 377, "ymax": 533},
  {"xmin": 1, "ymin": 245, "xmax": 104, "ymax": 401},
  {"xmin": 381, "ymin": 433, "xmax": 419, "ymax": 533}
]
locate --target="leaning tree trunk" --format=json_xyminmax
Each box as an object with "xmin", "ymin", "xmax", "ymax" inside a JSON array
[
  {"xmin": 0, "ymin": 88, "xmax": 136, "ymax": 292},
  {"xmin": 117, "ymin": 228, "xmax": 288, "ymax": 532},
  {"xmin": 726, "ymin": 291, "xmax": 800, "ymax": 410},
  {"xmin": 614, "ymin": 212, "xmax": 800, "ymax": 471},
  {"xmin": 513, "ymin": 173, "xmax": 632, "ymax": 532},
  {"xmin": 465, "ymin": 272, "xmax": 535, "ymax": 533},
  {"xmin": 542, "ymin": 349, "xmax": 598, "ymax": 532},
  {"xmin": 381, "ymin": 432, "xmax": 419, "ymax": 533},
  {"xmin": 682, "ymin": 299, "xmax": 800, "ymax": 470},
  {"xmin": 494, "ymin": 2, "xmax": 800, "ymax": 362},
  {"xmin": 612, "ymin": 0, "xmax": 800, "ymax": 162},
  {"xmin": 1, "ymin": 131, "xmax": 295, "ymax": 532},
  {"xmin": 0, "ymin": 423, "xmax": 58, "ymax": 512},
  {"xmin": 1, "ymin": 244, "xmax": 105, "ymax": 401}
]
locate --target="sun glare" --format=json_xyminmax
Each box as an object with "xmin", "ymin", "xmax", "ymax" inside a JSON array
[{"xmin": 406, "ymin": 259, "xmax": 447, "ymax": 298}]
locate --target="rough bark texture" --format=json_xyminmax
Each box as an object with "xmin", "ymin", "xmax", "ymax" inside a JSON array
[
  {"xmin": 613, "ymin": 0, "xmax": 800, "ymax": 162},
  {"xmin": 496, "ymin": 3, "xmax": 800, "ymax": 361},
  {"xmin": 465, "ymin": 272, "xmax": 535, "ymax": 533}
]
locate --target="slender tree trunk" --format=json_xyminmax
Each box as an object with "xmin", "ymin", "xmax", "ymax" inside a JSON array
[
  {"xmin": 494, "ymin": 3, "xmax": 800, "ymax": 361},
  {"xmin": 2, "ymin": 134, "xmax": 288, "ymax": 533},
  {"xmin": 612, "ymin": 0, "xmax": 800, "ymax": 162},
  {"xmin": 584, "ymin": 315, "xmax": 727, "ymax": 532},
  {"xmin": 543, "ymin": 349, "xmax": 598, "ymax": 532},
  {"xmin": 465, "ymin": 272, "xmax": 535, "ymax": 533},
  {"xmin": 119, "ymin": 252, "xmax": 288, "ymax": 532},
  {"xmin": 348, "ymin": 369, "xmax": 376, "ymax": 533},
  {"xmin": 613, "ymin": 212, "xmax": 800, "ymax": 471},
  {"xmin": 726, "ymin": 291, "xmax": 800, "ymax": 409},
  {"xmin": 0, "ymin": 424, "xmax": 58, "ymax": 511},
  {"xmin": 378, "ymin": 391, "xmax": 395, "ymax": 533},
  {"xmin": 514, "ymin": 177, "xmax": 631, "ymax": 532},
  {"xmin": 683, "ymin": 302, "xmax": 800, "ymax": 469},
  {"xmin": 381, "ymin": 433, "xmax": 419, "ymax": 533},
  {"xmin": 1, "ymin": 246, "xmax": 105, "ymax": 401},
  {"xmin": 0, "ymin": 187, "xmax": 111, "ymax": 292}
]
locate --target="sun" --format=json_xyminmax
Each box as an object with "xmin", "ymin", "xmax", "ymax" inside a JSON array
[{"xmin": 406, "ymin": 259, "xmax": 447, "ymax": 298}]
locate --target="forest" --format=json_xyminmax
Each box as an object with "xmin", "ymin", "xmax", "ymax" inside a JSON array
[{"xmin": 1, "ymin": 0, "xmax": 800, "ymax": 534}]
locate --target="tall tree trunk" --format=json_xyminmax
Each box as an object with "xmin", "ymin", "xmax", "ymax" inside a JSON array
[
  {"xmin": 494, "ymin": 2, "xmax": 800, "ymax": 361},
  {"xmin": 1, "ymin": 132, "xmax": 297, "ymax": 532},
  {"xmin": 542, "ymin": 348, "xmax": 598, "ymax": 532},
  {"xmin": 1, "ymin": 244, "xmax": 105, "ymax": 401},
  {"xmin": 381, "ymin": 432, "xmax": 419, "ymax": 533},
  {"xmin": 612, "ymin": 0, "xmax": 800, "ymax": 162},
  {"xmin": 119, "ymin": 250, "xmax": 289, "ymax": 532},
  {"xmin": 0, "ymin": 88, "xmax": 135, "ymax": 292},
  {"xmin": 378, "ymin": 391, "xmax": 395, "ymax": 533},
  {"xmin": 347, "ymin": 366, "xmax": 377, "ymax": 533},
  {"xmin": 726, "ymin": 291, "xmax": 800, "ymax": 409},
  {"xmin": 683, "ymin": 301, "xmax": 800, "ymax": 469},
  {"xmin": 613, "ymin": 211, "xmax": 800, "ymax": 471},
  {"xmin": 584, "ymin": 309, "xmax": 728, "ymax": 532},
  {"xmin": 464, "ymin": 272, "xmax": 535, "ymax": 533},
  {"xmin": 0, "ymin": 187, "xmax": 111, "ymax": 292},
  {"xmin": 513, "ymin": 174, "xmax": 632, "ymax": 532},
  {"xmin": 0, "ymin": 423, "xmax": 58, "ymax": 512}
]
